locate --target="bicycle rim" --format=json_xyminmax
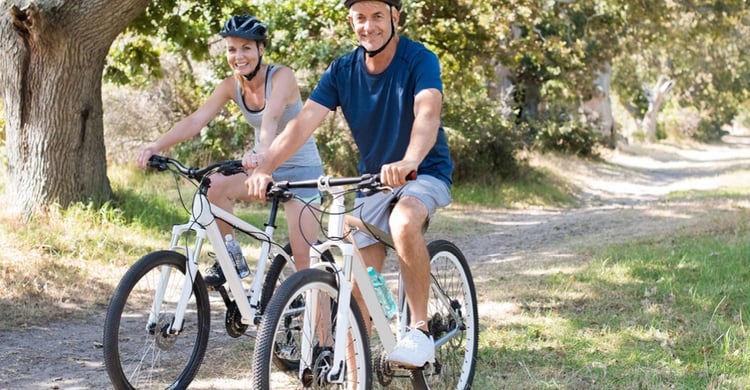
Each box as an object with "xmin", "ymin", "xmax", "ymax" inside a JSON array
[
  {"xmin": 103, "ymin": 250, "xmax": 210, "ymax": 389},
  {"xmin": 253, "ymin": 269, "xmax": 371, "ymax": 389},
  {"xmin": 417, "ymin": 240, "xmax": 479, "ymax": 390}
]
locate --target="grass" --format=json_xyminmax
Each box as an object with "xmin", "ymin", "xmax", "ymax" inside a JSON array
[
  {"xmin": 2, "ymin": 162, "xmax": 750, "ymax": 387},
  {"xmin": 472, "ymin": 208, "xmax": 750, "ymax": 388},
  {"xmin": 452, "ymin": 165, "xmax": 576, "ymax": 208}
]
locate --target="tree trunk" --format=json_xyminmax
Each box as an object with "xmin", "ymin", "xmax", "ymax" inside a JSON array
[
  {"xmin": 581, "ymin": 63, "xmax": 616, "ymax": 147},
  {"xmin": 641, "ymin": 75, "xmax": 675, "ymax": 143},
  {"xmin": 0, "ymin": 0, "xmax": 149, "ymax": 220},
  {"xmin": 519, "ymin": 77, "xmax": 542, "ymax": 121}
]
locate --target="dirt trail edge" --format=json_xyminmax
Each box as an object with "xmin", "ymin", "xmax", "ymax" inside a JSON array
[{"xmin": 2, "ymin": 137, "xmax": 750, "ymax": 389}]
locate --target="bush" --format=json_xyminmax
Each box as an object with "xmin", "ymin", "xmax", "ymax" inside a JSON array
[
  {"xmin": 531, "ymin": 111, "xmax": 600, "ymax": 158},
  {"xmin": 314, "ymin": 113, "xmax": 359, "ymax": 177},
  {"xmin": 693, "ymin": 118, "xmax": 729, "ymax": 142},
  {"xmin": 442, "ymin": 94, "xmax": 522, "ymax": 183}
]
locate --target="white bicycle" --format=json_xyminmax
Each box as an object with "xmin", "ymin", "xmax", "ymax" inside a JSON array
[
  {"xmin": 252, "ymin": 174, "xmax": 478, "ymax": 389},
  {"xmin": 102, "ymin": 155, "xmax": 324, "ymax": 389}
]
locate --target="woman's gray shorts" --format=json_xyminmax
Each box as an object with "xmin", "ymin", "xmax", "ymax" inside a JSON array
[{"xmin": 350, "ymin": 174, "xmax": 452, "ymax": 248}]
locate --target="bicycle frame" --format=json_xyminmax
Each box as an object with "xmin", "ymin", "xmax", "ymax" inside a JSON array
[
  {"xmin": 293, "ymin": 176, "xmax": 469, "ymax": 385},
  {"xmin": 299, "ymin": 180, "xmax": 400, "ymax": 384},
  {"xmin": 153, "ymin": 183, "xmax": 291, "ymax": 335}
]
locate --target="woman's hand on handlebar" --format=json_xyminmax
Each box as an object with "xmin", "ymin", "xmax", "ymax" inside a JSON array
[
  {"xmin": 136, "ymin": 146, "xmax": 160, "ymax": 169},
  {"xmin": 246, "ymin": 171, "xmax": 274, "ymax": 201}
]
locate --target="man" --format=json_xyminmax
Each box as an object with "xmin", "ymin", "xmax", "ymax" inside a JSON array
[{"xmin": 246, "ymin": 0, "xmax": 453, "ymax": 368}]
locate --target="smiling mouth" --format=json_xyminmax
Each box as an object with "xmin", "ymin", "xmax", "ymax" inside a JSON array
[{"xmin": 234, "ymin": 62, "xmax": 250, "ymax": 71}]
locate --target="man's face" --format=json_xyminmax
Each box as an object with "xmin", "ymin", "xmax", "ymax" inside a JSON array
[{"xmin": 348, "ymin": 1, "xmax": 398, "ymax": 52}]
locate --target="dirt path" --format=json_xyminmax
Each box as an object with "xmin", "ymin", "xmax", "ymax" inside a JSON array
[{"xmin": 2, "ymin": 137, "xmax": 750, "ymax": 389}]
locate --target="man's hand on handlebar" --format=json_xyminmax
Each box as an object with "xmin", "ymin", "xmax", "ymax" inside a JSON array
[{"xmin": 380, "ymin": 160, "xmax": 419, "ymax": 187}]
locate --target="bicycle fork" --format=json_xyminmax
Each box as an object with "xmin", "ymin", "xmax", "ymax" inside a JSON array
[{"xmin": 146, "ymin": 222, "xmax": 205, "ymax": 335}]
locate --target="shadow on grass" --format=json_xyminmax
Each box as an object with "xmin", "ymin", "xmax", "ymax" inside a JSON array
[{"xmin": 470, "ymin": 215, "xmax": 750, "ymax": 388}]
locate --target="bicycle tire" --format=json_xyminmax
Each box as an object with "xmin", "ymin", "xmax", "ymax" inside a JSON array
[
  {"xmin": 260, "ymin": 243, "xmax": 298, "ymax": 371},
  {"xmin": 260, "ymin": 243, "xmax": 294, "ymax": 315},
  {"xmin": 253, "ymin": 268, "xmax": 372, "ymax": 389},
  {"xmin": 411, "ymin": 240, "xmax": 479, "ymax": 390},
  {"xmin": 262, "ymin": 244, "xmax": 336, "ymax": 312},
  {"xmin": 262, "ymin": 244, "xmax": 336, "ymax": 371},
  {"xmin": 103, "ymin": 250, "xmax": 210, "ymax": 390}
]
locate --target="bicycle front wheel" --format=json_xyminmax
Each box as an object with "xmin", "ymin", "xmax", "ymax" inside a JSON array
[
  {"xmin": 253, "ymin": 268, "xmax": 371, "ymax": 389},
  {"xmin": 262, "ymin": 244, "xmax": 336, "ymax": 371},
  {"xmin": 103, "ymin": 250, "xmax": 210, "ymax": 389},
  {"xmin": 413, "ymin": 240, "xmax": 479, "ymax": 390}
]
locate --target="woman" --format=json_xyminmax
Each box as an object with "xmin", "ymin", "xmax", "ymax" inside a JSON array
[{"xmin": 136, "ymin": 15, "xmax": 323, "ymax": 286}]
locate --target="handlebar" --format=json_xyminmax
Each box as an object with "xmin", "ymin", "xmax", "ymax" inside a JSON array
[
  {"xmin": 147, "ymin": 155, "xmax": 415, "ymax": 200},
  {"xmin": 147, "ymin": 155, "xmax": 244, "ymax": 183},
  {"xmin": 268, "ymin": 171, "xmax": 416, "ymax": 198}
]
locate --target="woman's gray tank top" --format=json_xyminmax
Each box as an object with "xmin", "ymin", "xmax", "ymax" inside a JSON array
[{"xmin": 233, "ymin": 65, "xmax": 322, "ymax": 168}]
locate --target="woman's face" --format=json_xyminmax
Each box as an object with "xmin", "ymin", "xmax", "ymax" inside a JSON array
[
  {"xmin": 225, "ymin": 36, "xmax": 263, "ymax": 76},
  {"xmin": 348, "ymin": 1, "xmax": 397, "ymax": 53}
]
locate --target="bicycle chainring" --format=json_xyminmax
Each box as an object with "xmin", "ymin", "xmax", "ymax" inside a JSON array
[
  {"xmin": 225, "ymin": 300, "xmax": 248, "ymax": 338},
  {"xmin": 374, "ymin": 347, "xmax": 394, "ymax": 386}
]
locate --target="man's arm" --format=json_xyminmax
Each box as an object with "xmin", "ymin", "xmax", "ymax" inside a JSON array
[
  {"xmin": 380, "ymin": 87, "xmax": 442, "ymax": 186},
  {"xmin": 246, "ymin": 99, "xmax": 330, "ymax": 200}
]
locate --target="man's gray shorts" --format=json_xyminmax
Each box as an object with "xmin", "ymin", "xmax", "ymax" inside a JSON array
[{"xmin": 350, "ymin": 174, "xmax": 452, "ymax": 248}]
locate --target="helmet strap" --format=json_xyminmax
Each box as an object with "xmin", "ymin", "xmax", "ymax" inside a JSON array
[
  {"xmin": 364, "ymin": 7, "xmax": 395, "ymax": 58},
  {"xmin": 243, "ymin": 57, "xmax": 263, "ymax": 81},
  {"xmin": 243, "ymin": 43, "xmax": 263, "ymax": 82}
]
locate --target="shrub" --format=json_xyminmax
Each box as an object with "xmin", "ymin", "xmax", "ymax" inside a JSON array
[
  {"xmin": 531, "ymin": 110, "xmax": 600, "ymax": 158},
  {"xmin": 442, "ymin": 94, "xmax": 522, "ymax": 183}
]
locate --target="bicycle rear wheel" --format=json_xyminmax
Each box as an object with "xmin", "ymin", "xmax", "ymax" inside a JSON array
[
  {"xmin": 103, "ymin": 250, "xmax": 210, "ymax": 389},
  {"xmin": 261, "ymin": 243, "xmax": 295, "ymax": 315},
  {"xmin": 412, "ymin": 240, "xmax": 478, "ymax": 390},
  {"xmin": 253, "ymin": 268, "xmax": 371, "ymax": 389}
]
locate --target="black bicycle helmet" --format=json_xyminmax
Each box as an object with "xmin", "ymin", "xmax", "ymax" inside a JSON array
[
  {"xmin": 344, "ymin": 0, "xmax": 401, "ymax": 10},
  {"xmin": 219, "ymin": 15, "xmax": 268, "ymax": 43}
]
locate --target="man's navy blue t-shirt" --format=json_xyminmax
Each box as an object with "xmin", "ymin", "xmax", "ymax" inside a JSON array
[{"xmin": 309, "ymin": 37, "xmax": 454, "ymax": 187}]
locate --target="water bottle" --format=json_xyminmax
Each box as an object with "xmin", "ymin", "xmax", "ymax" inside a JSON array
[
  {"xmin": 367, "ymin": 266, "xmax": 397, "ymax": 319},
  {"xmin": 225, "ymin": 234, "xmax": 250, "ymax": 279}
]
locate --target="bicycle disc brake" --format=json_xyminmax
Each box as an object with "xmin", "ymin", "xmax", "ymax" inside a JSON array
[
  {"xmin": 225, "ymin": 300, "xmax": 248, "ymax": 338},
  {"xmin": 302, "ymin": 346, "xmax": 334, "ymax": 387},
  {"xmin": 154, "ymin": 313, "xmax": 178, "ymax": 350}
]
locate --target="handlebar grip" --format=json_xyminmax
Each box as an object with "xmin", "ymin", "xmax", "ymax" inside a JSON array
[
  {"xmin": 406, "ymin": 171, "xmax": 417, "ymax": 181},
  {"xmin": 147, "ymin": 155, "xmax": 169, "ymax": 171}
]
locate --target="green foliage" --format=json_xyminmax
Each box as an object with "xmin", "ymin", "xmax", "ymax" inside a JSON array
[
  {"xmin": 531, "ymin": 112, "xmax": 600, "ymax": 158},
  {"xmin": 172, "ymin": 112, "xmax": 252, "ymax": 166},
  {"xmin": 257, "ymin": 0, "xmax": 352, "ymax": 90},
  {"xmin": 451, "ymin": 167, "xmax": 575, "ymax": 208},
  {"xmin": 693, "ymin": 118, "xmax": 729, "ymax": 143},
  {"xmin": 102, "ymin": 0, "xmax": 750, "ymax": 183},
  {"xmin": 442, "ymin": 93, "xmax": 521, "ymax": 182},
  {"xmin": 105, "ymin": 0, "xmax": 226, "ymax": 84},
  {"xmin": 313, "ymin": 114, "xmax": 359, "ymax": 177}
]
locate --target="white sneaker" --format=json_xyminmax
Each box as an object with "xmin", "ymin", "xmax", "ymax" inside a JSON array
[{"xmin": 388, "ymin": 321, "xmax": 435, "ymax": 368}]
